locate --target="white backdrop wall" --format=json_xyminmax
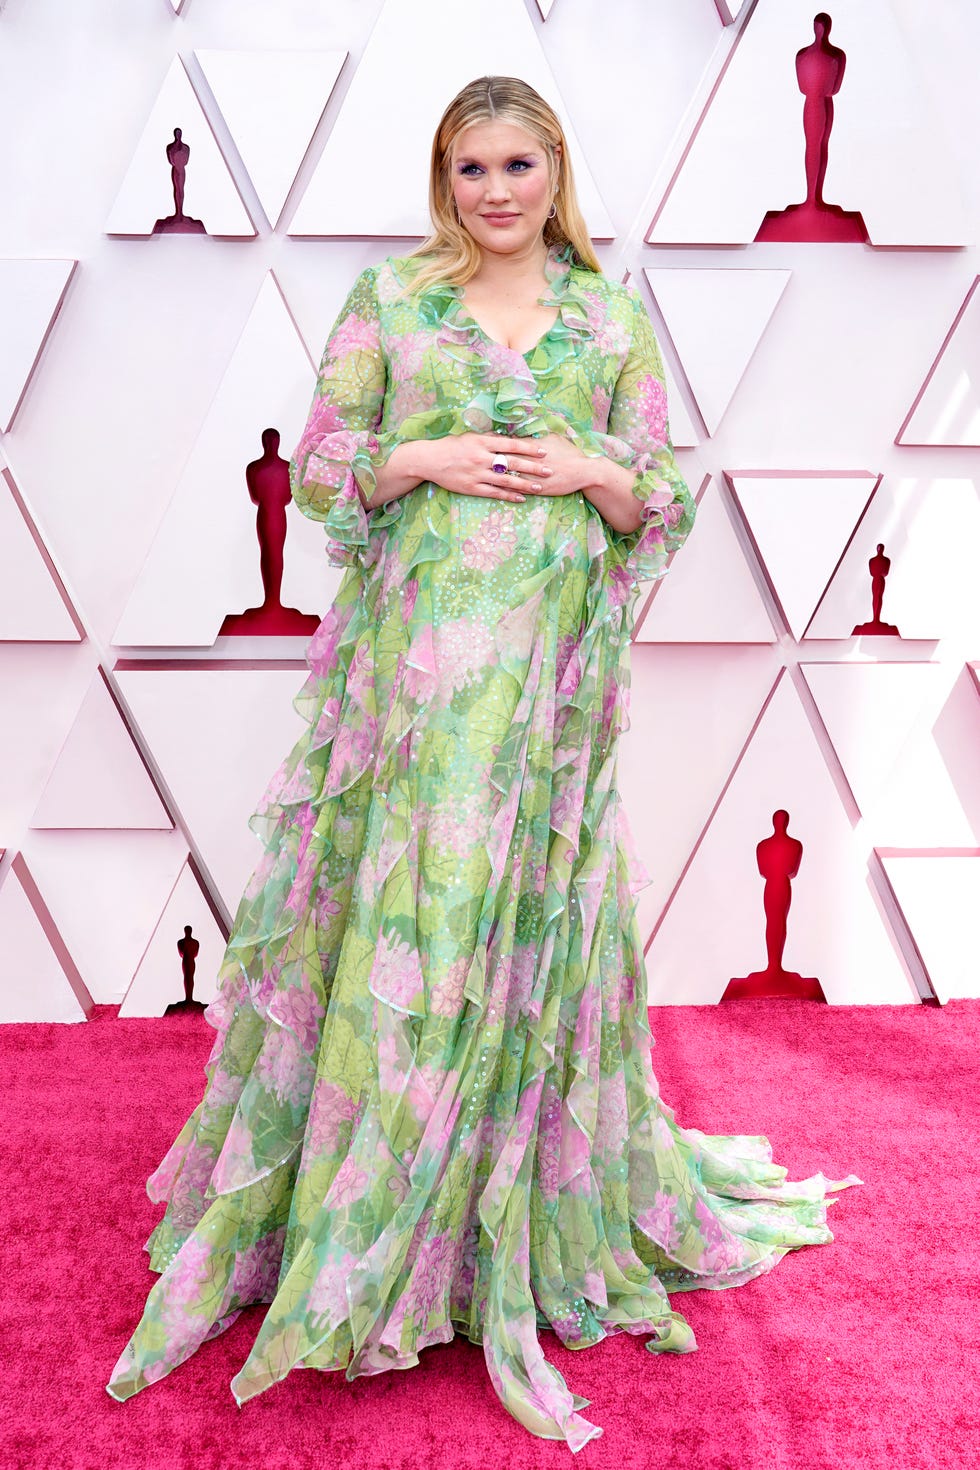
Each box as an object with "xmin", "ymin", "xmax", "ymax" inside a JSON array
[{"xmin": 0, "ymin": 0, "xmax": 977, "ymax": 1020}]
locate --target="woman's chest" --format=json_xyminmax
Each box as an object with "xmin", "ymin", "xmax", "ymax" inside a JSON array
[
  {"xmin": 456, "ymin": 287, "xmax": 561, "ymax": 358},
  {"xmin": 376, "ymin": 304, "xmax": 624, "ymax": 429}
]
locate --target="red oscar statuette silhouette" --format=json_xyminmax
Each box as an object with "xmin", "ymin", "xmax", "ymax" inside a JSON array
[
  {"xmin": 852, "ymin": 542, "xmax": 900, "ymax": 636},
  {"xmin": 152, "ymin": 127, "xmax": 206, "ymax": 235},
  {"xmin": 722, "ymin": 810, "xmax": 826, "ymax": 1002},
  {"xmin": 756, "ymin": 13, "xmax": 869, "ymax": 243},
  {"xmin": 164, "ymin": 924, "xmax": 206, "ymax": 1015},
  {"xmin": 219, "ymin": 428, "xmax": 321, "ymax": 637}
]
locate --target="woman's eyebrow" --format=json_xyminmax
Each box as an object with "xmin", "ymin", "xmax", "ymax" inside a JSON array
[{"xmin": 454, "ymin": 150, "xmax": 542, "ymax": 165}]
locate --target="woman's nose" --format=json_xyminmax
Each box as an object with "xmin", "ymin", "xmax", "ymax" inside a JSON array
[{"xmin": 484, "ymin": 172, "xmax": 512, "ymax": 200}]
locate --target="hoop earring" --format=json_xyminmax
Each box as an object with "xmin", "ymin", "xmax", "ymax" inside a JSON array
[{"xmin": 547, "ymin": 202, "xmax": 557, "ymax": 220}]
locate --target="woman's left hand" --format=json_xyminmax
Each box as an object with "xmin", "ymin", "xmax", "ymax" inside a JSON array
[{"xmin": 520, "ymin": 433, "xmax": 596, "ymax": 498}]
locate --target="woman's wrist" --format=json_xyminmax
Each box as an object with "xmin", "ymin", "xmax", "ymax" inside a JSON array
[
  {"xmin": 580, "ymin": 456, "xmax": 645, "ymax": 534},
  {"xmin": 361, "ymin": 440, "xmax": 427, "ymax": 511}
]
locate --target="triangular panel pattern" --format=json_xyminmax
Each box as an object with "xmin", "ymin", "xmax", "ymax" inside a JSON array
[
  {"xmin": 120, "ymin": 859, "xmax": 228, "ymax": 1017},
  {"xmin": 114, "ymin": 665, "xmax": 310, "ymax": 910},
  {"xmin": 804, "ymin": 662, "xmax": 980, "ymax": 848},
  {"xmin": 728, "ymin": 471, "xmax": 879, "ymax": 639},
  {"xmin": 620, "ymin": 647, "xmax": 780, "ymax": 946},
  {"xmin": 22, "ymin": 832, "xmax": 187, "ymax": 1004},
  {"xmin": 30, "ymin": 669, "xmax": 172, "ymax": 830},
  {"xmin": 634, "ymin": 476, "xmax": 775, "ymax": 643},
  {"xmin": 647, "ymin": 674, "xmax": 914, "ymax": 1004},
  {"xmin": 806, "ymin": 477, "xmax": 980, "ymax": 643},
  {"xmin": 897, "ymin": 277, "xmax": 980, "ymax": 446},
  {"xmin": 289, "ymin": 0, "xmax": 614, "ymax": 238},
  {"xmin": 114, "ymin": 274, "xmax": 338, "ymax": 646},
  {"xmin": 0, "ymin": 468, "xmax": 83, "ymax": 642},
  {"xmin": 649, "ymin": 0, "xmax": 966, "ymax": 246},
  {"xmin": 196, "ymin": 49, "xmax": 347, "ymax": 228},
  {"xmin": 643, "ymin": 268, "xmax": 790, "ymax": 435},
  {"xmin": 879, "ymin": 851, "xmax": 980, "ymax": 1003},
  {"xmin": 0, "ymin": 259, "xmax": 76, "ymax": 431},
  {"xmin": 0, "ymin": 854, "xmax": 92, "ymax": 1021},
  {"xmin": 106, "ymin": 55, "xmax": 255, "ymax": 236}
]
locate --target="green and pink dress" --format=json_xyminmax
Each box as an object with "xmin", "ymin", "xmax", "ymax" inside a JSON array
[{"xmin": 106, "ymin": 242, "xmax": 858, "ymax": 1450}]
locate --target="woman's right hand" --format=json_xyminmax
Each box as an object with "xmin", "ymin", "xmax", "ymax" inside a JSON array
[{"xmin": 384, "ymin": 433, "xmax": 553, "ymax": 505}]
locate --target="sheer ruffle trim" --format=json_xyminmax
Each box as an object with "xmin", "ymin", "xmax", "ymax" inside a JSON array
[{"xmin": 298, "ymin": 431, "xmax": 407, "ymax": 573}]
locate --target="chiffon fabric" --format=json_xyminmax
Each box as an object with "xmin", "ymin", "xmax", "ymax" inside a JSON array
[{"xmin": 106, "ymin": 242, "xmax": 858, "ymax": 1450}]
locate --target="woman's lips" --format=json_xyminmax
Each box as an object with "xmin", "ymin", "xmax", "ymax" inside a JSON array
[{"xmin": 482, "ymin": 213, "xmax": 519, "ymax": 224}]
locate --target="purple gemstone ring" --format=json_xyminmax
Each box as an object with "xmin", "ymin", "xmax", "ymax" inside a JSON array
[{"xmin": 490, "ymin": 455, "xmax": 509, "ymax": 475}]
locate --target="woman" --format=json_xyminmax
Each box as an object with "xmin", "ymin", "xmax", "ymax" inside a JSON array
[{"xmin": 107, "ymin": 77, "xmax": 857, "ymax": 1450}]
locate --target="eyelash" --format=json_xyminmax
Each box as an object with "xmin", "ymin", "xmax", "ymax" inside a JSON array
[{"xmin": 458, "ymin": 160, "xmax": 533, "ymax": 176}]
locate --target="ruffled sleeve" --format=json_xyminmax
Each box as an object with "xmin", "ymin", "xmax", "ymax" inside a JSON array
[
  {"xmin": 595, "ymin": 287, "xmax": 696, "ymax": 585},
  {"xmin": 290, "ymin": 266, "xmax": 396, "ymax": 568}
]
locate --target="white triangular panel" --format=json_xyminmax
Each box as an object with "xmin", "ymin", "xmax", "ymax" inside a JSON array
[
  {"xmin": 289, "ymin": 0, "xmax": 614, "ymax": 238},
  {"xmin": 0, "ymin": 259, "xmax": 75, "ymax": 431},
  {"xmin": 729, "ymin": 472, "xmax": 878, "ymax": 639},
  {"xmin": 120, "ymin": 860, "xmax": 228, "ymax": 1017},
  {"xmin": 880, "ymin": 852, "xmax": 980, "ymax": 1003},
  {"xmin": 804, "ymin": 663, "xmax": 980, "ymax": 848},
  {"xmin": 106, "ymin": 56, "xmax": 255, "ymax": 237},
  {"xmin": 0, "ymin": 857, "xmax": 91, "ymax": 1021},
  {"xmin": 30, "ymin": 671, "xmax": 172, "ymax": 830},
  {"xmin": 0, "ymin": 469, "xmax": 82, "ymax": 642},
  {"xmin": 644, "ymin": 269, "xmax": 790, "ymax": 435},
  {"xmin": 620, "ymin": 647, "xmax": 780, "ymax": 945},
  {"xmin": 898, "ymin": 278, "xmax": 980, "ymax": 446},
  {"xmin": 114, "ymin": 274, "xmax": 338, "ymax": 646},
  {"xmin": 534, "ymin": 0, "xmax": 557, "ymax": 17},
  {"xmin": 649, "ymin": 0, "xmax": 966, "ymax": 246},
  {"xmin": 196, "ymin": 49, "xmax": 347, "ymax": 228},
  {"xmin": 115, "ymin": 666, "xmax": 309, "ymax": 910},
  {"xmin": 647, "ymin": 675, "xmax": 914, "ymax": 1004},
  {"xmin": 22, "ymin": 833, "xmax": 187, "ymax": 1004},
  {"xmin": 807, "ymin": 477, "xmax": 980, "ymax": 643},
  {"xmin": 635, "ymin": 477, "xmax": 775, "ymax": 643}
]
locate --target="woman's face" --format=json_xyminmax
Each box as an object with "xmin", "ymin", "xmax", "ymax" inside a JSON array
[{"xmin": 450, "ymin": 118, "xmax": 558, "ymax": 258}]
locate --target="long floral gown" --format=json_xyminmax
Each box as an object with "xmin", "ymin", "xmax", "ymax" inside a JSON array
[{"xmin": 106, "ymin": 241, "xmax": 858, "ymax": 1450}]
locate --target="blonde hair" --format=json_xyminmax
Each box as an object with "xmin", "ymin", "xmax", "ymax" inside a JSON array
[{"xmin": 402, "ymin": 75, "xmax": 600, "ymax": 296}]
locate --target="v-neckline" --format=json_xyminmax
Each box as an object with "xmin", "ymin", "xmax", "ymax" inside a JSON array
[
  {"xmin": 457, "ymin": 302, "xmax": 562, "ymax": 362},
  {"xmin": 455, "ymin": 253, "xmax": 564, "ymax": 361}
]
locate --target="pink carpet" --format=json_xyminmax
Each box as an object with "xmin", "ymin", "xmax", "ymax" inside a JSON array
[{"xmin": 3, "ymin": 997, "xmax": 978, "ymax": 1470}]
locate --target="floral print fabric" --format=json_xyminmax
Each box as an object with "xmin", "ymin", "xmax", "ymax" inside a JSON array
[{"xmin": 106, "ymin": 243, "xmax": 858, "ymax": 1449}]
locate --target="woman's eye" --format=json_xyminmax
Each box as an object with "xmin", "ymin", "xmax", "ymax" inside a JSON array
[{"xmin": 458, "ymin": 160, "xmax": 533, "ymax": 176}]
